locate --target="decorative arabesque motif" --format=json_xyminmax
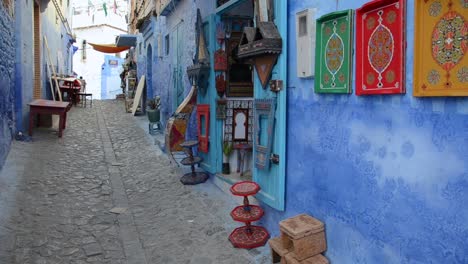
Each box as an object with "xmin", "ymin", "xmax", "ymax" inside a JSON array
[
  {"xmin": 368, "ymin": 10, "xmax": 394, "ymax": 88},
  {"xmin": 458, "ymin": 67, "xmax": 468, "ymax": 82},
  {"xmin": 414, "ymin": 0, "xmax": 468, "ymax": 96},
  {"xmin": 430, "ymin": 1, "xmax": 443, "ymax": 17},
  {"xmin": 431, "ymin": 10, "xmax": 467, "ymax": 88},
  {"xmin": 428, "ymin": 69, "xmax": 441, "ymax": 84},
  {"xmin": 324, "ymin": 20, "xmax": 345, "ymax": 88}
]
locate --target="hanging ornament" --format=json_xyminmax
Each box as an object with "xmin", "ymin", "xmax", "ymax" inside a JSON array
[{"xmin": 216, "ymin": 22, "xmax": 225, "ymax": 45}]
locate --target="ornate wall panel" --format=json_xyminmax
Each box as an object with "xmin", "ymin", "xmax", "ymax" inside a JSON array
[
  {"xmin": 224, "ymin": 100, "xmax": 253, "ymax": 145},
  {"xmin": 356, "ymin": 0, "xmax": 406, "ymax": 95},
  {"xmin": 414, "ymin": 0, "xmax": 468, "ymax": 96},
  {"xmin": 197, "ymin": 104, "xmax": 210, "ymax": 153},
  {"xmin": 315, "ymin": 10, "xmax": 354, "ymax": 94}
]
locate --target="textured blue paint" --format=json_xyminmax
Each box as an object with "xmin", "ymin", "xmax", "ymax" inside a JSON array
[
  {"xmin": 101, "ymin": 55, "xmax": 124, "ymax": 99},
  {"xmin": 14, "ymin": 0, "xmax": 34, "ymax": 133},
  {"xmin": 260, "ymin": 0, "xmax": 468, "ymax": 263},
  {"xmin": 0, "ymin": 3, "xmax": 16, "ymax": 170},
  {"xmin": 149, "ymin": 1, "xmax": 215, "ymax": 142}
]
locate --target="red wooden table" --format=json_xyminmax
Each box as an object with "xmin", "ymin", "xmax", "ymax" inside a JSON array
[
  {"xmin": 28, "ymin": 99, "xmax": 71, "ymax": 138},
  {"xmin": 54, "ymin": 77, "xmax": 81, "ymax": 105}
]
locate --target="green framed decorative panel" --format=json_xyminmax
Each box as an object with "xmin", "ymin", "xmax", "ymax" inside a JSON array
[{"xmin": 315, "ymin": 10, "xmax": 354, "ymax": 94}]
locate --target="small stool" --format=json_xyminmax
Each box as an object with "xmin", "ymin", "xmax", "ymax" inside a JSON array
[
  {"xmin": 78, "ymin": 92, "xmax": 93, "ymax": 108},
  {"xmin": 179, "ymin": 140, "xmax": 209, "ymax": 185},
  {"xmin": 149, "ymin": 121, "xmax": 162, "ymax": 134}
]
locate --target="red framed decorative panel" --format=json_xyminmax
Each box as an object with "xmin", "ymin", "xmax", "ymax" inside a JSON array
[
  {"xmin": 214, "ymin": 49, "xmax": 228, "ymax": 71},
  {"xmin": 414, "ymin": 0, "xmax": 468, "ymax": 96},
  {"xmin": 356, "ymin": 0, "xmax": 406, "ymax": 95},
  {"xmin": 197, "ymin": 104, "xmax": 210, "ymax": 153}
]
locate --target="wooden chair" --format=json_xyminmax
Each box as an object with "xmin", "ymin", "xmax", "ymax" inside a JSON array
[{"xmin": 76, "ymin": 78, "xmax": 93, "ymax": 108}]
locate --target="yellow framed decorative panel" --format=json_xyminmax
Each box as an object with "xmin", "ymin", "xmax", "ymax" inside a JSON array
[{"xmin": 414, "ymin": 0, "xmax": 468, "ymax": 96}]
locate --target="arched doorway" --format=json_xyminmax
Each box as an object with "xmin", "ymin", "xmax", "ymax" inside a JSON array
[{"xmin": 146, "ymin": 44, "xmax": 154, "ymax": 105}]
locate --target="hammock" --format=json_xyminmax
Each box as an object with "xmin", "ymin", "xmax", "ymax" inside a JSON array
[{"xmin": 88, "ymin": 43, "xmax": 131, "ymax": 53}]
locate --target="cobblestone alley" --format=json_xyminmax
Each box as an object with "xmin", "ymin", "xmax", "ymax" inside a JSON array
[{"xmin": 0, "ymin": 101, "xmax": 269, "ymax": 264}]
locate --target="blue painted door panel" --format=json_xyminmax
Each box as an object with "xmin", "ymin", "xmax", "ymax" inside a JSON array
[
  {"xmin": 199, "ymin": 14, "xmax": 220, "ymax": 173},
  {"xmin": 253, "ymin": 0, "xmax": 287, "ymax": 211}
]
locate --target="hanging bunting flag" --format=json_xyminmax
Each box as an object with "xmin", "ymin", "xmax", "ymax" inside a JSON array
[
  {"xmin": 103, "ymin": 2, "xmax": 108, "ymax": 16},
  {"xmin": 87, "ymin": 0, "xmax": 93, "ymax": 16}
]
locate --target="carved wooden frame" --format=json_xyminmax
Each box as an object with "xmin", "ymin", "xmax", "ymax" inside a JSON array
[
  {"xmin": 232, "ymin": 108, "xmax": 249, "ymax": 142},
  {"xmin": 197, "ymin": 104, "xmax": 210, "ymax": 153},
  {"xmin": 254, "ymin": 99, "xmax": 276, "ymax": 170}
]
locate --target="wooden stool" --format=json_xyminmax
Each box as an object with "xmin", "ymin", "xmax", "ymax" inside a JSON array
[{"xmin": 179, "ymin": 140, "xmax": 208, "ymax": 185}]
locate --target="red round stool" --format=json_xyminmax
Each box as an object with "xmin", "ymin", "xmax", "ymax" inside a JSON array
[{"xmin": 228, "ymin": 181, "xmax": 270, "ymax": 249}]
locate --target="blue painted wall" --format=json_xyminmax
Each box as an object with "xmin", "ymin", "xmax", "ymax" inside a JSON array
[
  {"xmin": 260, "ymin": 0, "xmax": 468, "ymax": 263},
  {"xmin": 101, "ymin": 55, "xmax": 124, "ymax": 99},
  {"xmin": 14, "ymin": 0, "xmax": 34, "ymax": 134},
  {"xmin": 149, "ymin": 0, "xmax": 214, "ymax": 139},
  {"xmin": 0, "ymin": 2, "xmax": 16, "ymax": 170}
]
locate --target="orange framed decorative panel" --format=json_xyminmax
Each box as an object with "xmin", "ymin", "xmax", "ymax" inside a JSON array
[
  {"xmin": 197, "ymin": 104, "xmax": 210, "ymax": 153},
  {"xmin": 356, "ymin": 0, "xmax": 406, "ymax": 95},
  {"xmin": 414, "ymin": 0, "xmax": 468, "ymax": 96}
]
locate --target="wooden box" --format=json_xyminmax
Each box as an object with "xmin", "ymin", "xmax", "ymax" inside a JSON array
[{"xmin": 279, "ymin": 214, "xmax": 326, "ymax": 261}]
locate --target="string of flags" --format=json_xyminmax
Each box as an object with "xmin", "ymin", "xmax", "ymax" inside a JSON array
[{"xmin": 87, "ymin": 0, "xmax": 119, "ymax": 17}]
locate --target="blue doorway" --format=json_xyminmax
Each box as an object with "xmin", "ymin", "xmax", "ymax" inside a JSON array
[{"xmin": 146, "ymin": 44, "xmax": 154, "ymax": 100}]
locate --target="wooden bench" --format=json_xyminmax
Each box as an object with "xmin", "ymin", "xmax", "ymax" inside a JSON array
[{"xmin": 28, "ymin": 99, "xmax": 71, "ymax": 138}]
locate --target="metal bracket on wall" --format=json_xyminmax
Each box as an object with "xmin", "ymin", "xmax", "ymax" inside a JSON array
[
  {"xmin": 270, "ymin": 79, "xmax": 283, "ymax": 92},
  {"xmin": 270, "ymin": 154, "xmax": 279, "ymax": 165}
]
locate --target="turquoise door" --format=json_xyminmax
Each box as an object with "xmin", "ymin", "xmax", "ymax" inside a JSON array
[
  {"xmin": 252, "ymin": 0, "xmax": 287, "ymax": 211},
  {"xmin": 198, "ymin": 15, "xmax": 219, "ymax": 173},
  {"xmin": 171, "ymin": 24, "xmax": 184, "ymax": 110}
]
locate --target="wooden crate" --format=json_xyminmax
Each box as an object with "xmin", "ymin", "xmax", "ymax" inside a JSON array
[{"xmin": 279, "ymin": 214, "xmax": 327, "ymax": 261}]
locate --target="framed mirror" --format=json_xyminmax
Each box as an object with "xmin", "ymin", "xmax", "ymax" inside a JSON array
[{"xmin": 232, "ymin": 108, "xmax": 249, "ymax": 142}]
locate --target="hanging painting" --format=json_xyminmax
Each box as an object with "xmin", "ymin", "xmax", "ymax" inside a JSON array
[
  {"xmin": 254, "ymin": 99, "xmax": 276, "ymax": 170},
  {"xmin": 315, "ymin": 10, "xmax": 354, "ymax": 94},
  {"xmin": 414, "ymin": 0, "xmax": 468, "ymax": 96},
  {"xmin": 356, "ymin": 0, "xmax": 406, "ymax": 95},
  {"xmin": 197, "ymin": 104, "xmax": 210, "ymax": 153},
  {"xmin": 216, "ymin": 74, "xmax": 226, "ymax": 97},
  {"xmin": 214, "ymin": 49, "xmax": 228, "ymax": 71}
]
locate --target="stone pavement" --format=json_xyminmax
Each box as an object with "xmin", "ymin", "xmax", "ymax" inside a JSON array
[{"xmin": 0, "ymin": 100, "xmax": 270, "ymax": 264}]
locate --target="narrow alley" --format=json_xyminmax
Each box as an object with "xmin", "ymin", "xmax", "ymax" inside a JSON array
[{"xmin": 0, "ymin": 101, "xmax": 269, "ymax": 264}]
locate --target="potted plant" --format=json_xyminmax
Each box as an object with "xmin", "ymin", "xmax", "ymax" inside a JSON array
[
  {"xmin": 222, "ymin": 141, "xmax": 233, "ymax": 174},
  {"xmin": 147, "ymin": 96, "xmax": 161, "ymax": 123}
]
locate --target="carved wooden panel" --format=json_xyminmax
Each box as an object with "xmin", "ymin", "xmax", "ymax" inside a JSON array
[
  {"xmin": 224, "ymin": 100, "xmax": 253, "ymax": 145},
  {"xmin": 314, "ymin": 10, "xmax": 354, "ymax": 93},
  {"xmin": 356, "ymin": 0, "xmax": 406, "ymax": 95},
  {"xmin": 197, "ymin": 104, "xmax": 210, "ymax": 153},
  {"xmin": 414, "ymin": 0, "xmax": 468, "ymax": 96}
]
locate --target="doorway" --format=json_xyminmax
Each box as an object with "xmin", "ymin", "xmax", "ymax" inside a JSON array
[
  {"xmin": 146, "ymin": 44, "xmax": 154, "ymax": 105},
  {"xmin": 217, "ymin": 1, "xmax": 255, "ymax": 183}
]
